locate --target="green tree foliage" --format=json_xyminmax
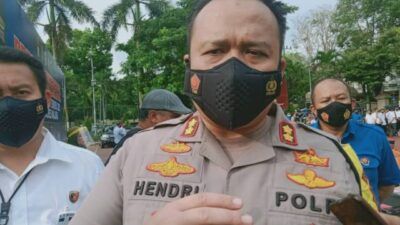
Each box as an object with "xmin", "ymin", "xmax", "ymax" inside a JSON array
[
  {"xmin": 62, "ymin": 29, "xmax": 135, "ymax": 125},
  {"xmin": 334, "ymin": 0, "xmax": 400, "ymax": 102},
  {"xmin": 19, "ymin": 0, "xmax": 98, "ymax": 63},
  {"xmin": 284, "ymin": 53, "xmax": 311, "ymax": 109},
  {"xmin": 117, "ymin": 0, "xmax": 195, "ymax": 108},
  {"xmin": 102, "ymin": 0, "xmax": 171, "ymax": 40}
]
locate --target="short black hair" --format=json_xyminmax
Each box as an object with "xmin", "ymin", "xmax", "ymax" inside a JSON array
[
  {"xmin": 311, "ymin": 78, "xmax": 351, "ymax": 104},
  {"xmin": 138, "ymin": 109, "xmax": 149, "ymax": 121},
  {"xmin": 187, "ymin": 0, "xmax": 288, "ymax": 52},
  {"xmin": 0, "ymin": 47, "xmax": 47, "ymax": 96}
]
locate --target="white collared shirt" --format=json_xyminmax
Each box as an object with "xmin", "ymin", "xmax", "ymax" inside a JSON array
[{"xmin": 0, "ymin": 128, "xmax": 104, "ymax": 225}]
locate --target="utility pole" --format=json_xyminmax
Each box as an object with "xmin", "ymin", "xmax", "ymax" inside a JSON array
[
  {"xmin": 90, "ymin": 52, "xmax": 97, "ymax": 135},
  {"xmin": 308, "ymin": 63, "xmax": 312, "ymax": 95}
]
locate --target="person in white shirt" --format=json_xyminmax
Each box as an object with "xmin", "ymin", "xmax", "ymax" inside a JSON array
[
  {"xmin": 377, "ymin": 109, "xmax": 387, "ymax": 134},
  {"xmin": 112, "ymin": 122, "xmax": 127, "ymax": 144},
  {"xmin": 0, "ymin": 47, "xmax": 104, "ymax": 225},
  {"xmin": 364, "ymin": 111, "xmax": 376, "ymax": 125},
  {"xmin": 386, "ymin": 109, "xmax": 397, "ymax": 136}
]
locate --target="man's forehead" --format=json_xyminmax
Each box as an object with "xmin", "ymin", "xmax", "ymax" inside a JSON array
[
  {"xmin": 314, "ymin": 80, "xmax": 349, "ymax": 97},
  {"xmin": 191, "ymin": 0, "xmax": 279, "ymax": 38},
  {"xmin": 0, "ymin": 63, "xmax": 37, "ymax": 84}
]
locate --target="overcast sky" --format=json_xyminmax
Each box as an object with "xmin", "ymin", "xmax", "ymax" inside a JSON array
[{"xmin": 46, "ymin": 0, "xmax": 338, "ymax": 73}]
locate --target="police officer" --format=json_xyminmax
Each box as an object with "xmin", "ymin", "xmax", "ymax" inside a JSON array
[
  {"xmin": 70, "ymin": 0, "xmax": 397, "ymax": 224},
  {"xmin": 105, "ymin": 89, "xmax": 192, "ymax": 165},
  {"xmin": 310, "ymin": 78, "xmax": 400, "ymax": 204}
]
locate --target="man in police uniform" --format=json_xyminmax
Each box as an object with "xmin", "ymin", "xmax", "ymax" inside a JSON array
[
  {"xmin": 310, "ymin": 78, "xmax": 400, "ymax": 204},
  {"xmin": 70, "ymin": 0, "xmax": 398, "ymax": 224}
]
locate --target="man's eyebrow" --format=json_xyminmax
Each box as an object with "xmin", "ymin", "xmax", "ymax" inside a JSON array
[
  {"xmin": 199, "ymin": 39, "xmax": 230, "ymax": 49},
  {"xmin": 10, "ymin": 84, "xmax": 33, "ymax": 90},
  {"xmin": 240, "ymin": 41, "xmax": 272, "ymax": 50}
]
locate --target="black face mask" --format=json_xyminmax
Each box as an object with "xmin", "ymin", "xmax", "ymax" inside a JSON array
[
  {"xmin": 184, "ymin": 58, "xmax": 282, "ymax": 129},
  {"xmin": 317, "ymin": 101, "xmax": 352, "ymax": 128},
  {"xmin": 0, "ymin": 96, "xmax": 48, "ymax": 147}
]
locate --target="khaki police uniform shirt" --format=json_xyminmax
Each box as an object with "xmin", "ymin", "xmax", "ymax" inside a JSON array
[{"xmin": 70, "ymin": 104, "xmax": 365, "ymax": 225}]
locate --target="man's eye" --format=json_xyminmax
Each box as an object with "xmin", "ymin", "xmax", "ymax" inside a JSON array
[
  {"xmin": 246, "ymin": 50, "xmax": 267, "ymax": 57},
  {"xmin": 205, "ymin": 49, "xmax": 223, "ymax": 55},
  {"xmin": 17, "ymin": 90, "xmax": 29, "ymax": 96}
]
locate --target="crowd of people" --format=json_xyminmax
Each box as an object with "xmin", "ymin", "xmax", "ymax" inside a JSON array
[
  {"xmin": 1, "ymin": 0, "xmax": 400, "ymax": 225},
  {"xmin": 365, "ymin": 108, "xmax": 400, "ymax": 136}
]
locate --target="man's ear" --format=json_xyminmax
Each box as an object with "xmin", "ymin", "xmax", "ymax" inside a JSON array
[
  {"xmin": 45, "ymin": 90, "xmax": 52, "ymax": 108},
  {"xmin": 148, "ymin": 110, "xmax": 158, "ymax": 124},
  {"xmin": 310, "ymin": 104, "xmax": 317, "ymax": 117},
  {"xmin": 183, "ymin": 54, "xmax": 190, "ymax": 66}
]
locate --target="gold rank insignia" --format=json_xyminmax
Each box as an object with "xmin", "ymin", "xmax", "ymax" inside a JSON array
[
  {"xmin": 321, "ymin": 112, "xmax": 329, "ymax": 122},
  {"xmin": 181, "ymin": 116, "xmax": 200, "ymax": 137},
  {"xmin": 266, "ymin": 80, "xmax": 277, "ymax": 96},
  {"xmin": 146, "ymin": 157, "xmax": 196, "ymax": 177},
  {"xmin": 287, "ymin": 169, "xmax": 336, "ymax": 189},
  {"xmin": 191, "ymin": 74, "xmax": 201, "ymax": 94},
  {"xmin": 344, "ymin": 109, "xmax": 351, "ymax": 120},
  {"xmin": 279, "ymin": 121, "xmax": 298, "ymax": 146},
  {"xmin": 293, "ymin": 148, "xmax": 329, "ymax": 167},
  {"xmin": 36, "ymin": 104, "xmax": 44, "ymax": 114},
  {"xmin": 160, "ymin": 142, "xmax": 192, "ymax": 153}
]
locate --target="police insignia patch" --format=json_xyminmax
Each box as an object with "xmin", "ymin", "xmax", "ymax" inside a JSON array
[
  {"xmin": 146, "ymin": 157, "xmax": 196, "ymax": 177},
  {"xmin": 191, "ymin": 74, "xmax": 201, "ymax": 94},
  {"xmin": 287, "ymin": 169, "xmax": 335, "ymax": 189},
  {"xmin": 181, "ymin": 116, "xmax": 199, "ymax": 137},
  {"xmin": 293, "ymin": 148, "xmax": 329, "ymax": 167},
  {"xmin": 36, "ymin": 104, "xmax": 44, "ymax": 114},
  {"xmin": 360, "ymin": 157, "xmax": 370, "ymax": 166},
  {"xmin": 266, "ymin": 80, "xmax": 277, "ymax": 96},
  {"xmin": 69, "ymin": 191, "xmax": 80, "ymax": 203},
  {"xmin": 321, "ymin": 112, "xmax": 329, "ymax": 122},
  {"xmin": 344, "ymin": 109, "xmax": 351, "ymax": 120},
  {"xmin": 279, "ymin": 121, "xmax": 298, "ymax": 146},
  {"xmin": 161, "ymin": 142, "xmax": 192, "ymax": 153}
]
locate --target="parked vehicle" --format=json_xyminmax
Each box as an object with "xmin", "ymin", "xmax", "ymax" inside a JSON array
[{"xmin": 100, "ymin": 126, "xmax": 115, "ymax": 148}]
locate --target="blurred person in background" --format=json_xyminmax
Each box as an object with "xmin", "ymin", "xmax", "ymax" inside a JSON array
[
  {"xmin": 105, "ymin": 89, "xmax": 191, "ymax": 165},
  {"xmin": 365, "ymin": 110, "xmax": 376, "ymax": 125}
]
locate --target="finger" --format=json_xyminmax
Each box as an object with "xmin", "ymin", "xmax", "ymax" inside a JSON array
[
  {"xmin": 182, "ymin": 207, "xmax": 253, "ymax": 225},
  {"xmin": 167, "ymin": 193, "xmax": 243, "ymax": 211}
]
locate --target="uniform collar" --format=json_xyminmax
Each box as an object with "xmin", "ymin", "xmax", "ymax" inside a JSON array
[
  {"xmin": 0, "ymin": 128, "xmax": 72, "ymax": 176},
  {"xmin": 342, "ymin": 120, "xmax": 356, "ymax": 140},
  {"xmin": 314, "ymin": 120, "xmax": 354, "ymax": 140},
  {"xmin": 35, "ymin": 128, "xmax": 72, "ymax": 164},
  {"xmin": 172, "ymin": 112, "xmax": 204, "ymax": 143},
  {"xmin": 270, "ymin": 104, "xmax": 309, "ymax": 151}
]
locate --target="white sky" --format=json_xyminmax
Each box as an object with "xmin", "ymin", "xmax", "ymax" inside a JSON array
[{"xmin": 38, "ymin": 0, "xmax": 338, "ymax": 73}]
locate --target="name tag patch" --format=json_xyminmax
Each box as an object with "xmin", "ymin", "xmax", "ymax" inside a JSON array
[{"xmin": 130, "ymin": 178, "xmax": 204, "ymax": 202}]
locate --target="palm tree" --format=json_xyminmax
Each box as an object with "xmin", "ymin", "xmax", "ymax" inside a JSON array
[
  {"xmin": 102, "ymin": 0, "xmax": 169, "ymax": 105},
  {"xmin": 102, "ymin": 0, "xmax": 169, "ymax": 41},
  {"xmin": 19, "ymin": 0, "xmax": 98, "ymax": 63}
]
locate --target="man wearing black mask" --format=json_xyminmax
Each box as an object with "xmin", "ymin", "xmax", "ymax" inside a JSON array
[
  {"xmin": 311, "ymin": 78, "xmax": 400, "ymax": 205},
  {"xmin": 70, "ymin": 1, "xmax": 398, "ymax": 224},
  {"xmin": 0, "ymin": 47, "xmax": 104, "ymax": 225}
]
